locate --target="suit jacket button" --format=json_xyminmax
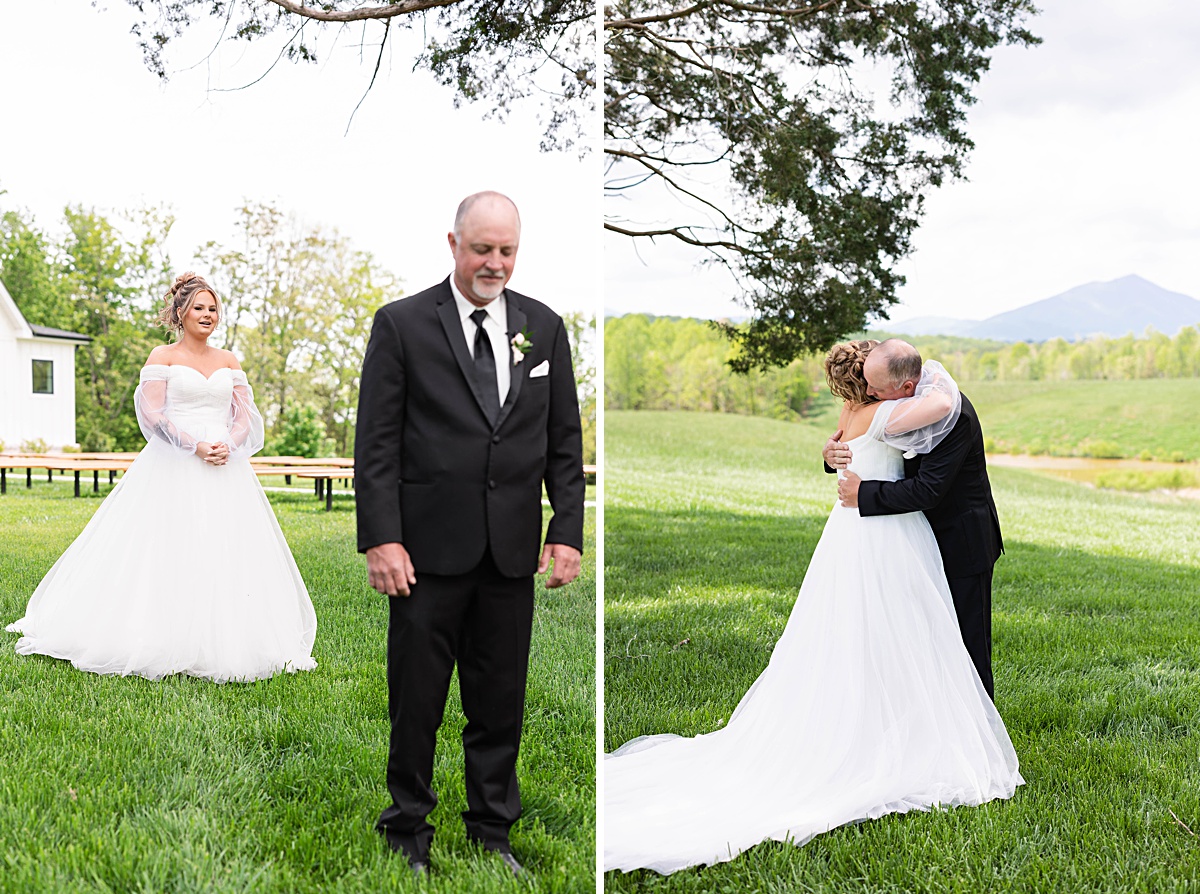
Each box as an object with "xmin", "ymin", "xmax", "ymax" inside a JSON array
[
  {"xmin": 492, "ymin": 435, "xmax": 500, "ymax": 444},
  {"xmin": 488, "ymin": 480, "xmax": 496, "ymax": 489}
]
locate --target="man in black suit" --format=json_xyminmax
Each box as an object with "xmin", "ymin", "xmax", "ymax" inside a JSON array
[
  {"xmin": 827, "ymin": 339, "xmax": 1003, "ymax": 698},
  {"xmin": 355, "ymin": 191, "xmax": 585, "ymax": 876}
]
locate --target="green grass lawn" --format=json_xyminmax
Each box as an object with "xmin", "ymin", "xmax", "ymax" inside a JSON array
[
  {"xmin": 604, "ymin": 410, "xmax": 1200, "ymax": 893},
  {"xmin": 0, "ymin": 480, "xmax": 595, "ymax": 894},
  {"xmin": 961, "ymin": 379, "xmax": 1200, "ymax": 461}
]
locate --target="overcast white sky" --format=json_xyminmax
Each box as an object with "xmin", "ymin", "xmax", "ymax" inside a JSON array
[
  {"xmin": 605, "ymin": 1, "xmax": 1200, "ymax": 324},
  {"xmin": 0, "ymin": 1, "xmax": 599, "ymax": 317}
]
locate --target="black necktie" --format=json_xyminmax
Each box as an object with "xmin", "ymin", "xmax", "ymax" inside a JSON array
[{"xmin": 470, "ymin": 309, "xmax": 500, "ymax": 423}]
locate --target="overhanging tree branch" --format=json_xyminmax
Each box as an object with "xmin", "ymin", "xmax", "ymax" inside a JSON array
[
  {"xmin": 265, "ymin": 0, "xmax": 460, "ymax": 22},
  {"xmin": 107, "ymin": 0, "xmax": 594, "ymax": 150},
  {"xmin": 345, "ymin": 18, "xmax": 391, "ymax": 133},
  {"xmin": 605, "ymin": 222, "xmax": 764, "ymax": 257},
  {"xmin": 605, "ymin": 0, "xmax": 1040, "ymax": 368},
  {"xmin": 605, "ymin": 0, "xmax": 842, "ymax": 30}
]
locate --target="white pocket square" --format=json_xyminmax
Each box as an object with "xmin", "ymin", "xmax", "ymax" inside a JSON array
[{"xmin": 529, "ymin": 360, "xmax": 550, "ymax": 378}]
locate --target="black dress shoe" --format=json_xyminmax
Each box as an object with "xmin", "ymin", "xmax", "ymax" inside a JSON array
[
  {"xmin": 381, "ymin": 829, "xmax": 430, "ymax": 877},
  {"xmin": 490, "ymin": 850, "xmax": 526, "ymax": 878}
]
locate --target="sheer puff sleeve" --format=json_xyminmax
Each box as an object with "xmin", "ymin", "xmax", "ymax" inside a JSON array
[
  {"xmin": 226, "ymin": 370, "xmax": 265, "ymax": 461},
  {"xmin": 878, "ymin": 360, "xmax": 962, "ymax": 456},
  {"xmin": 135, "ymin": 365, "xmax": 199, "ymax": 455}
]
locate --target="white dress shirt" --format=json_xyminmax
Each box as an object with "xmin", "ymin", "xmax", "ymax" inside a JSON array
[{"xmin": 450, "ymin": 276, "xmax": 511, "ymax": 406}]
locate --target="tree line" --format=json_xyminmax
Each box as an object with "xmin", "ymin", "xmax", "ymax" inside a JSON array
[
  {"xmin": 605, "ymin": 314, "xmax": 825, "ymax": 419},
  {"xmin": 902, "ymin": 329, "xmax": 1200, "ymax": 383},
  {"xmin": 605, "ymin": 314, "xmax": 1200, "ymax": 418},
  {"xmin": 2, "ymin": 198, "xmax": 596, "ymax": 463}
]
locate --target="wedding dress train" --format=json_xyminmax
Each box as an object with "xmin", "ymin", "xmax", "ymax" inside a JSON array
[
  {"xmin": 604, "ymin": 401, "xmax": 1023, "ymax": 874},
  {"xmin": 6, "ymin": 365, "xmax": 317, "ymax": 682}
]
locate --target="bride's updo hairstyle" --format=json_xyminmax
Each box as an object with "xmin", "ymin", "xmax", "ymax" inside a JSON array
[
  {"xmin": 158, "ymin": 272, "xmax": 221, "ymax": 334},
  {"xmin": 824, "ymin": 339, "xmax": 880, "ymax": 404}
]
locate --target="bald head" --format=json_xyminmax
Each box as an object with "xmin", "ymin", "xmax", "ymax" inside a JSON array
[
  {"xmin": 863, "ymin": 339, "xmax": 923, "ymax": 400},
  {"xmin": 448, "ymin": 191, "xmax": 521, "ymax": 306},
  {"xmin": 453, "ymin": 191, "xmax": 521, "ymax": 239}
]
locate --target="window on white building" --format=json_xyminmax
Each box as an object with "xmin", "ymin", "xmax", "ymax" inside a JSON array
[{"xmin": 32, "ymin": 359, "xmax": 53, "ymax": 394}]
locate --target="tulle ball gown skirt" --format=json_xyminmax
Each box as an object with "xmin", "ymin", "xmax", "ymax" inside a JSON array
[
  {"xmin": 6, "ymin": 440, "xmax": 317, "ymax": 682},
  {"xmin": 604, "ymin": 504, "xmax": 1023, "ymax": 875}
]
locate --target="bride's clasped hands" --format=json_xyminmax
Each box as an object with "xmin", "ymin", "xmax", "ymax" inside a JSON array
[{"xmin": 197, "ymin": 441, "xmax": 229, "ymax": 465}]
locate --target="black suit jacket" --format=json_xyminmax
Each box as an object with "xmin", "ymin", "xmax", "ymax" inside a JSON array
[
  {"xmin": 856, "ymin": 393, "xmax": 1003, "ymax": 578},
  {"xmin": 355, "ymin": 278, "xmax": 585, "ymax": 578}
]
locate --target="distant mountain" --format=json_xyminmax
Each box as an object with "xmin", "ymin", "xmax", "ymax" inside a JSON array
[{"xmin": 890, "ymin": 275, "xmax": 1200, "ymax": 342}]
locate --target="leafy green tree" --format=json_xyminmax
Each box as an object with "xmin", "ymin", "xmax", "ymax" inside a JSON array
[
  {"xmin": 201, "ymin": 201, "xmax": 405, "ymax": 453},
  {"xmin": 604, "ymin": 314, "xmax": 824, "ymax": 420},
  {"xmin": 1, "ymin": 201, "xmax": 172, "ymax": 451},
  {"xmin": 1039, "ymin": 337, "xmax": 1069, "ymax": 381},
  {"xmin": 605, "ymin": 1, "xmax": 1039, "ymax": 369},
  {"xmin": 112, "ymin": 0, "xmax": 594, "ymax": 150},
  {"xmin": 1144, "ymin": 329, "xmax": 1171, "ymax": 379},
  {"xmin": 604, "ymin": 313, "xmax": 659, "ymax": 409},
  {"xmin": 268, "ymin": 405, "xmax": 330, "ymax": 458},
  {"xmin": 562, "ymin": 311, "xmax": 597, "ymax": 464},
  {"xmin": 676, "ymin": 340, "xmax": 726, "ymax": 411},
  {"xmin": 1170, "ymin": 326, "xmax": 1199, "ymax": 377},
  {"xmin": 1000, "ymin": 341, "xmax": 1031, "ymax": 380},
  {"xmin": 305, "ymin": 240, "xmax": 399, "ymax": 455},
  {"xmin": 62, "ymin": 207, "xmax": 171, "ymax": 451},
  {"xmin": 1102, "ymin": 334, "xmax": 1136, "ymax": 380},
  {"xmin": 0, "ymin": 208, "xmax": 71, "ymax": 327}
]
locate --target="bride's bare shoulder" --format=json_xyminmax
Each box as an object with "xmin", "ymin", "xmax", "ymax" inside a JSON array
[
  {"xmin": 840, "ymin": 400, "xmax": 883, "ymax": 441},
  {"xmin": 145, "ymin": 344, "xmax": 175, "ymax": 366}
]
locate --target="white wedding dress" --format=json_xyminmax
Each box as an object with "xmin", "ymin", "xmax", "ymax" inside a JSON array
[
  {"xmin": 604, "ymin": 400, "xmax": 1023, "ymax": 874},
  {"xmin": 6, "ymin": 365, "xmax": 317, "ymax": 682}
]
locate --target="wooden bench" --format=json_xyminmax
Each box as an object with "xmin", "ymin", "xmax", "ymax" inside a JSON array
[
  {"xmin": 254, "ymin": 464, "xmax": 349, "ymax": 483},
  {"xmin": 251, "ymin": 456, "xmax": 354, "ymax": 485},
  {"xmin": 293, "ymin": 468, "xmax": 357, "ymax": 511},
  {"xmin": 0, "ymin": 456, "xmax": 136, "ymax": 496},
  {"xmin": 2, "ymin": 456, "xmax": 591, "ymax": 510}
]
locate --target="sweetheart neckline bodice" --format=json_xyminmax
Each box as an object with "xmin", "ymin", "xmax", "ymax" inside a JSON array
[{"xmin": 143, "ymin": 363, "xmax": 236, "ymax": 381}]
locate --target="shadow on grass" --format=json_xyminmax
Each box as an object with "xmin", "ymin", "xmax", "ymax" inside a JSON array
[
  {"xmin": 605, "ymin": 505, "xmax": 829, "ymax": 597},
  {"xmin": 994, "ymin": 539, "xmax": 1200, "ymax": 755},
  {"xmin": 604, "ymin": 504, "xmax": 828, "ymax": 746}
]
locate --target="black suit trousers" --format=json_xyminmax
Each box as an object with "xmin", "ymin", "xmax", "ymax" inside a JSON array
[
  {"xmin": 947, "ymin": 567, "xmax": 994, "ymax": 700},
  {"xmin": 375, "ymin": 551, "xmax": 534, "ymax": 860}
]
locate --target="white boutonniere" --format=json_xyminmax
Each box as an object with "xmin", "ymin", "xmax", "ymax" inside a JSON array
[{"xmin": 510, "ymin": 328, "xmax": 533, "ymax": 365}]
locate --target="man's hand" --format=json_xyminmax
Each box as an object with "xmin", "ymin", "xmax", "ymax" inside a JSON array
[
  {"xmin": 838, "ymin": 471, "xmax": 862, "ymax": 508},
  {"xmin": 823, "ymin": 429, "xmax": 853, "ymax": 470},
  {"xmin": 538, "ymin": 543, "xmax": 581, "ymax": 588},
  {"xmin": 366, "ymin": 542, "xmax": 417, "ymax": 597}
]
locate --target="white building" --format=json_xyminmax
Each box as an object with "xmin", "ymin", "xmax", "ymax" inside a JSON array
[{"xmin": 0, "ymin": 279, "xmax": 89, "ymax": 451}]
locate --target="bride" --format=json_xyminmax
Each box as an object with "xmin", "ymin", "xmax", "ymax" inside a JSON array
[
  {"xmin": 604, "ymin": 339, "xmax": 1022, "ymax": 875},
  {"xmin": 6, "ymin": 272, "xmax": 317, "ymax": 683}
]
